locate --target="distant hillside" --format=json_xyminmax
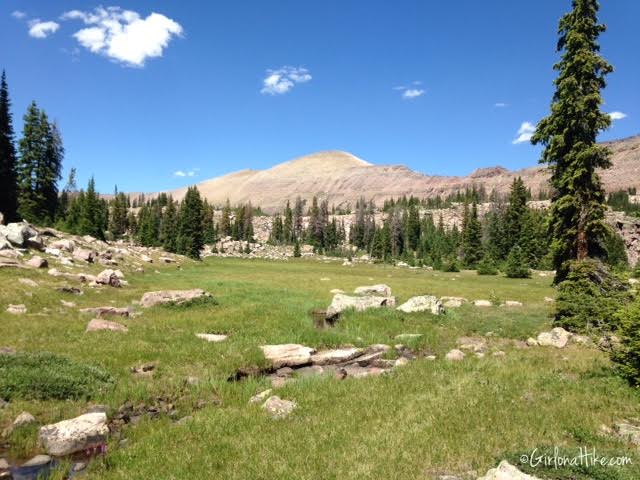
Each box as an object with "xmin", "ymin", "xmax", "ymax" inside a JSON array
[{"xmin": 154, "ymin": 135, "xmax": 640, "ymax": 212}]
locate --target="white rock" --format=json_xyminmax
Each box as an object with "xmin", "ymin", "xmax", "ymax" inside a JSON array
[
  {"xmin": 50, "ymin": 239, "xmax": 75, "ymax": 253},
  {"xmin": 85, "ymin": 318, "xmax": 128, "ymax": 333},
  {"xmin": 397, "ymin": 295, "xmax": 444, "ymax": 315},
  {"xmin": 140, "ymin": 289, "xmax": 211, "ymax": 308},
  {"xmin": 526, "ymin": 337, "xmax": 539, "ymax": 347},
  {"xmin": 477, "ymin": 460, "xmax": 541, "ymax": 480},
  {"xmin": 544, "ymin": 296, "xmax": 555, "ymax": 303},
  {"xmin": 140, "ymin": 254, "xmax": 153, "ymax": 263},
  {"xmin": 95, "ymin": 269, "xmax": 121, "ymax": 287},
  {"xmin": 249, "ymin": 389, "xmax": 272, "ymax": 404},
  {"xmin": 260, "ymin": 344, "xmax": 315, "ymax": 368},
  {"xmin": 354, "ymin": 284, "xmax": 392, "ymax": 297},
  {"xmin": 473, "ymin": 300, "xmax": 492, "ymax": 307},
  {"xmin": 537, "ymin": 327, "xmax": 571, "ymax": 348},
  {"xmin": 329, "ymin": 289, "xmax": 345, "ymax": 294},
  {"xmin": 38, "ymin": 412, "xmax": 109, "ymax": 457},
  {"xmin": 6, "ymin": 304, "xmax": 27, "ymax": 314},
  {"xmin": 196, "ymin": 333, "xmax": 228, "ymax": 343},
  {"xmin": 262, "ymin": 396, "xmax": 296, "ymax": 419},
  {"xmin": 445, "ymin": 349, "xmax": 465, "ymax": 361},
  {"xmin": 26, "ymin": 255, "xmax": 48, "ymax": 268},
  {"xmin": 311, "ymin": 348, "xmax": 363, "ymax": 365},
  {"xmin": 502, "ymin": 300, "xmax": 523, "ymax": 307},
  {"xmin": 629, "ymin": 278, "xmax": 639, "ymax": 285},
  {"xmin": 13, "ymin": 411, "xmax": 36, "ymax": 428},
  {"xmin": 45, "ymin": 247, "xmax": 61, "ymax": 257},
  {"xmin": 326, "ymin": 293, "xmax": 396, "ymax": 318},
  {"xmin": 440, "ymin": 296, "xmax": 467, "ymax": 308}
]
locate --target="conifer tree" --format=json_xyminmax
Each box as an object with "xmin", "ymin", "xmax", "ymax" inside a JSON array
[
  {"xmin": 39, "ymin": 116, "xmax": 63, "ymax": 222},
  {"xmin": 220, "ymin": 199, "xmax": 232, "ymax": 237},
  {"xmin": 0, "ymin": 71, "xmax": 18, "ymax": 221},
  {"xmin": 79, "ymin": 177, "xmax": 105, "ymax": 239},
  {"xmin": 160, "ymin": 198, "xmax": 178, "ymax": 252},
  {"xmin": 176, "ymin": 186, "xmax": 204, "ymax": 259},
  {"xmin": 462, "ymin": 202, "xmax": 483, "ymax": 268},
  {"xmin": 283, "ymin": 200, "xmax": 293, "ymax": 243},
  {"xmin": 504, "ymin": 177, "xmax": 528, "ymax": 252},
  {"xmin": 532, "ymin": 0, "xmax": 613, "ymax": 282},
  {"xmin": 17, "ymin": 102, "xmax": 44, "ymax": 223}
]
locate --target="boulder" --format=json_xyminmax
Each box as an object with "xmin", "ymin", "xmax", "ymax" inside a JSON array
[
  {"xmin": 260, "ymin": 344, "xmax": 315, "ymax": 368},
  {"xmin": 613, "ymin": 422, "xmax": 640, "ymax": 446},
  {"xmin": 21, "ymin": 455, "xmax": 51, "ymax": 467},
  {"xmin": 440, "ymin": 296, "xmax": 467, "ymax": 308},
  {"xmin": 95, "ymin": 269, "xmax": 122, "ymax": 287},
  {"xmin": 397, "ymin": 295, "xmax": 444, "ymax": 315},
  {"xmin": 310, "ymin": 348, "xmax": 364, "ymax": 366},
  {"xmin": 0, "ymin": 222, "xmax": 37, "ymax": 247},
  {"xmin": 79, "ymin": 306, "xmax": 131, "ymax": 317},
  {"xmin": 26, "ymin": 255, "xmax": 47, "ymax": 268},
  {"xmin": 196, "ymin": 333, "xmax": 228, "ymax": 343},
  {"xmin": 0, "ymin": 248, "xmax": 21, "ymax": 258},
  {"xmin": 526, "ymin": 338, "xmax": 539, "ymax": 347},
  {"xmin": 456, "ymin": 337, "xmax": 487, "ymax": 353},
  {"xmin": 140, "ymin": 289, "xmax": 211, "ymax": 308},
  {"xmin": 445, "ymin": 349, "xmax": 465, "ymax": 361},
  {"xmin": 326, "ymin": 293, "xmax": 396, "ymax": 319},
  {"xmin": 537, "ymin": 327, "xmax": 571, "ymax": 348},
  {"xmin": 85, "ymin": 319, "xmax": 128, "ymax": 333},
  {"xmin": 73, "ymin": 249, "xmax": 96, "ymax": 263},
  {"xmin": 13, "ymin": 411, "xmax": 36, "ymax": 428},
  {"xmin": 262, "ymin": 396, "xmax": 296, "ymax": 419},
  {"xmin": 49, "ymin": 239, "xmax": 75, "ymax": 252},
  {"xmin": 38, "ymin": 412, "xmax": 109, "ymax": 457},
  {"xmin": 6, "ymin": 304, "xmax": 27, "ymax": 314},
  {"xmin": 477, "ymin": 460, "xmax": 541, "ymax": 480},
  {"xmin": 354, "ymin": 284, "xmax": 392, "ymax": 297},
  {"xmin": 0, "ymin": 233, "xmax": 12, "ymax": 250}
]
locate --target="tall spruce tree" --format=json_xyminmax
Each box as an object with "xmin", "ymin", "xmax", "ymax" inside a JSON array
[
  {"xmin": 531, "ymin": 0, "xmax": 613, "ymax": 282},
  {"xmin": 462, "ymin": 202, "xmax": 483, "ymax": 268},
  {"xmin": 0, "ymin": 71, "xmax": 18, "ymax": 221},
  {"xmin": 504, "ymin": 177, "xmax": 528, "ymax": 253},
  {"xmin": 176, "ymin": 186, "xmax": 204, "ymax": 259},
  {"xmin": 17, "ymin": 102, "xmax": 44, "ymax": 223}
]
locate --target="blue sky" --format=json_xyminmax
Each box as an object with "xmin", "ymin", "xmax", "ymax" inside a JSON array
[{"xmin": 1, "ymin": 1, "xmax": 638, "ymax": 193}]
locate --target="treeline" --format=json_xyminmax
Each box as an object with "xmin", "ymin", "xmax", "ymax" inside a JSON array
[
  {"xmin": 0, "ymin": 71, "xmax": 64, "ymax": 225},
  {"xmin": 269, "ymin": 197, "xmax": 347, "ymax": 255}
]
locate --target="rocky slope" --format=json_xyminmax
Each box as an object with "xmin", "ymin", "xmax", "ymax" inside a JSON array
[{"xmin": 160, "ymin": 135, "xmax": 640, "ymax": 212}]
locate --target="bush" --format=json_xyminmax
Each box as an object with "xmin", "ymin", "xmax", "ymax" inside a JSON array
[
  {"xmin": 442, "ymin": 257, "xmax": 460, "ymax": 272},
  {"xmin": 504, "ymin": 246, "xmax": 531, "ymax": 278},
  {"xmin": 611, "ymin": 298, "xmax": 640, "ymax": 386},
  {"xmin": 477, "ymin": 256, "xmax": 498, "ymax": 275},
  {"xmin": 293, "ymin": 240, "xmax": 301, "ymax": 258},
  {"xmin": 554, "ymin": 259, "xmax": 631, "ymax": 333},
  {"xmin": 0, "ymin": 352, "xmax": 114, "ymax": 401}
]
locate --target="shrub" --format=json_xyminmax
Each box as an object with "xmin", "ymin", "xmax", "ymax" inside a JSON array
[
  {"xmin": 611, "ymin": 298, "xmax": 640, "ymax": 386},
  {"xmin": 554, "ymin": 259, "xmax": 631, "ymax": 333},
  {"xmin": 504, "ymin": 246, "xmax": 531, "ymax": 278},
  {"xmin": 477, "ymin": 256, "xmax": 498, "ymax": 275},
  {"xmin": 0, "ymin": 352, "xmax": 114, "ymax": 401},
  {"xmin": 442, "ymin": 257, "xmax": 460, "ymax": 272},
  {"xmin": 293, "ymin": 240, "xmax": 301, "ymax": 258}
]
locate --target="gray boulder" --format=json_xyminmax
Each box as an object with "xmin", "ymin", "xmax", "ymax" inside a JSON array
[
  {"xmin": 140, "ymin": 289, "xmax": 211, "ymax": 308},
  {"xmin": 326, "ymin": 293, "xmax": 396, "ymax": 319},
  {"xmin": 477, "ymin": 460, "xmax": 541, "ymax": 479},
  {"xmin": 354, "ymin": 284, "xmax": 392, "ymax": 297},
  {"xmin": 397, "ymin": 295, "xmax": 444, "ymax": 315},
  {"xmin": 262, "ymin": 396, "xmax": 296, "ymax": 419},
  {"xmin": 38, "ymin": 412, "xmax": 109, "ymax": 457},
  {"xmin": 260, "ymin": 344, "xmax": 315, "ymax": 368}
]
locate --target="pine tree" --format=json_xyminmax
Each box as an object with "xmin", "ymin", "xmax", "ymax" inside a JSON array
[
  {"xmin": 17, "ymin": 102, "xmax": 44, "ymax": 223},
  {"xmin": 283, "ymin": 200, "xmax": 293, "ymax": 243},
  {"xmin": 220, "ymin": 199, "xmax": 232, "ymax": 237},
  {"xmin": 79, "ymin": 177, "xmax": 105, "ymax": 239},
  {"xmin": 202, "ymin": 200, "xmax": 216, "ymax": 244},
  {"xmin": 531, "ymin": 0, "xmax": 613, "ymax": 282},
  {"xmin": 39, "ymin": 116, "xmax": 63, "ymax": 223},
  {"xmin": 176, "ymin": 186, "xmax": 204, "ymax": 259},
  {"xmin": 0, "ymin": 71, "xmax": 18, "ymax": 222},
  {"xmin": 462, "ymin": 202, "xmax": 483, "ymax": 268},
  {"xmin": 504, "ymin": 177, "xmax": 528, "ymax": 252},
  {"xmin": 505, "ymin": 246, "xmax": 531, "ymax": 279},
  {"xmin": 160, "ymin": 198, "xmax": 178, "ymax": 252}
]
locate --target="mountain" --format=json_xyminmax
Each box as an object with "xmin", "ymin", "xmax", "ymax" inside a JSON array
[{"xmin": 160, "ymin": 135, "xmax": 640, "ymax": 212}]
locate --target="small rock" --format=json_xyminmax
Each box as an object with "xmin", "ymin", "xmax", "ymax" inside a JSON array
[
  {"xmin": 473, "ymin": 300, "xmax": 492, "ymax": 307},
  {"xmin": 60, "ymin": 300, "xmax": 76, "ymax": 308},
  {"xmin": 310, "ymin": 348, "xmax": 363, "ymax": 366},
  {"xmin": 477, "ymin": 460, "xmax": 541, "ymax": 480},
  {"xmin": 457, "ymin": 337, "xmax": 487, "ymax": 353},
  {"xmin": 140, "ymin": 289, "xmax": 211, "ymax": 308},
  {"xmin": 445, "ymin": 349, "xmax": 465, "ymax": 361},
  {"xmin": 394, "ymin": 357, "xmax": 409, "ymax": 367},
  {"xmin": 50, "ymin": 239, "xmax": 75, "ymax": 252},
  {"xmin": 537, "ymin": 327, "xmax": 571, "ymax": 348},
  {"xmin": 492, "ymin": 351, "xmax": 506, "ymax": 357},
  {"xmin": 18, "ymin": 278, "xmax": 39, "ymax": 287},
  {"xmin": 196, "ymin": 333, "xmax": 228, "ymax": 343},
  {"xmin": 6, "ymin": 304, "xmax": 27, "ymax": 314},
  {"xmin": 0, "ymin": 458, "xmax": 8, "ymax": 470},
  {"xmin": 326, "ymin": 293, "xmax": 396, "ymax": 319},
  {"xmin": 397, "ymin": 295, "xmax": 444, "ymax": 315},
  {"xmin": 526, "ymin": 337, "xmax": 539, "ymax": 347},
  {"xmin": 13, "ymin": 411, "xmax": 36, "ymax": 428},
  {"xmin": 354, "ymin": 284, "xmax": 392, "ymax": 297},
  {"xmin": 613, "ymin": 421, "xmax": 640, "ymax": 446},
  {"xmin": 130, "ymin": 362, "xmax": 157, "ymax": 377},
  {"xmin": 21, "ymin": 454, "xmax": 51, "ymax": 468},
  {"xmin": 86, "ymin": 318, "xmax": 128, "ymax": 333},
  {"xmin": 329, "ymin": 288, "xmax": 344, "ymax": 294},
  {"xmin": 140, "ymin": 254, "xmax": 153, "ymax": 263},
  {"xmin": 262, "ymin": 396, "xmax": 296, "ymax": 419},
  {"xmin": 502, "ymin": 300, "xmax": 523, "ymax": 307},
  {"xmin": 95, "ymin": 269, "xmax": 122, "ymax": 287},
  {"xmin": 73, "ymin": 248, "xmax": 96, "ymax": 263},
  {"xmin": 544, "ymin": 296, "xmax": 555, "ymax": 303},
  {"xmin": 440, "ymin": 296, "xmax": 467, "ymax": 308},
  {"xmin": 79, "ymin": 306, "xmax": 131, "ymax": 317},
  {"xmin": 249, "ymin": 389, "xmax": 273, "ymax": 404},
  {"xmin": 394, "ymin": 333, "xmax": 423, "ymax": 341}
]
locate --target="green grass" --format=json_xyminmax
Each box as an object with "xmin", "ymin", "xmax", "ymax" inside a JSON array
[{"xmin": 0, "ymin": 257, "xmax": 638, "ymax": 479}]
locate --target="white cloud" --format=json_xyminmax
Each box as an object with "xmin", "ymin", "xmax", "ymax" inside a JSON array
[
  {"xmin": 402, "ymin": 88, "xmax": 425, "ymax": 99},
  {"xmin": 62, "ymin": 7, "xmax": 183, "ymax": 67},
  {"xmin": 512, "ymin": 121, "xmax": 536, "ymax": 145},
  {"xmin": 395, "ymin": 82, "xmax": 425, "ymax": 100},
  {"xmin": 173, "ymin": 169, "xmax": 197, "ymax": 178},
  {"xmin": 28, "ymin": 20, "xmax": 60, "ymax": 39},
  {"xmin": 260, "ymin": 67, "xmax": 312, "ymax": 95},
  {"xmin": 494, "ymin": 102, "xmax": 508, "ymax": 108},
  {"xmin": 609, "ymin": 111, "xmax": 627, "ymax": 121},
  {"xmin": 11, "ymin": 11, "xmax": 27, "ymax": 20}
]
